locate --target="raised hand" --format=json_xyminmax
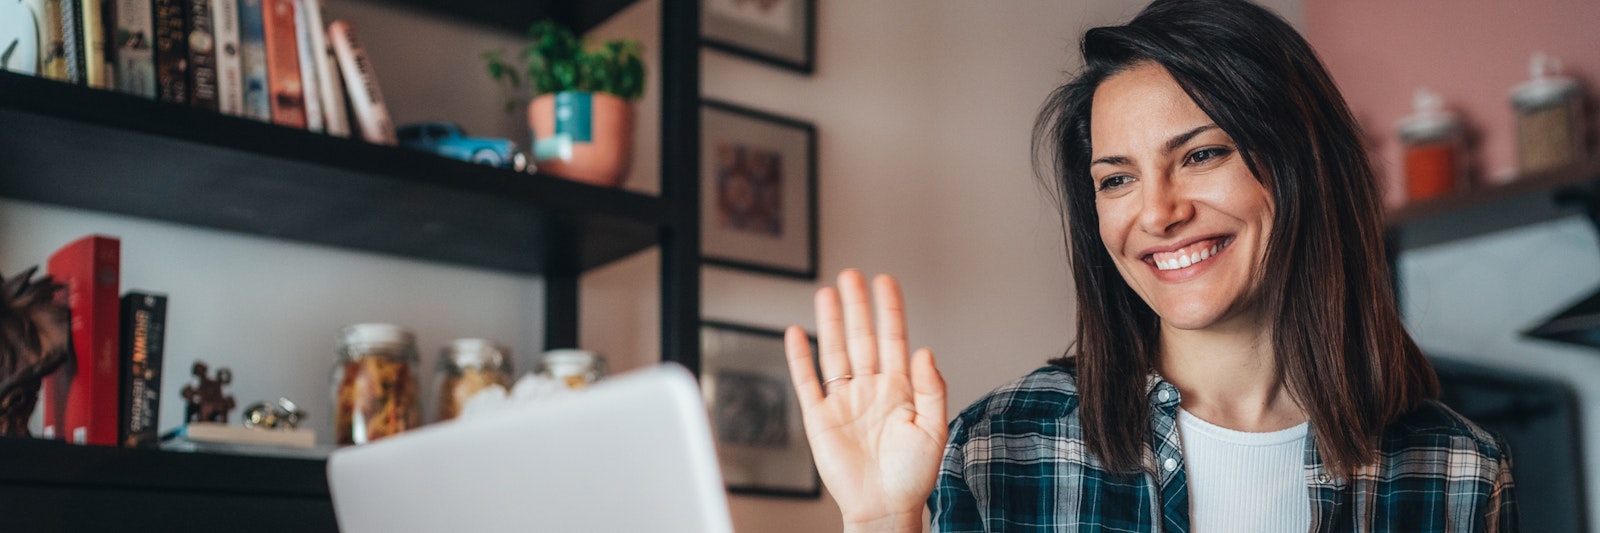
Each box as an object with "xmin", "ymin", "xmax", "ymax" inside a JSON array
[{"xmin": 785, "ymin": 270, "xmax": 947, "ymax": 531}]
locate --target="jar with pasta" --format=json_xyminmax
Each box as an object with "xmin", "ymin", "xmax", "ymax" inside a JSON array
[
  {"xmin": 332, "ymin": 323, "xmax": 422, "ymax": 445},
  {"xmin": 434, "ymin": 338, "xmax": 513, "ymax": 422}
]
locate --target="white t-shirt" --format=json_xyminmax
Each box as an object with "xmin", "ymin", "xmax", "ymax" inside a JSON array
[{"xmin": 1176, "ymin": 408, "xmax": 1311, "ymax": 532}]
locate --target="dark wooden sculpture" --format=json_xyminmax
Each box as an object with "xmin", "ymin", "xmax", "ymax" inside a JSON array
[
  {"xmin": 0, "ymin": 268, "xmax": 73, "ymax": 437},
  {"xmin": 181, "ymin": 361, "xmax": 236, "ymax": 424}
]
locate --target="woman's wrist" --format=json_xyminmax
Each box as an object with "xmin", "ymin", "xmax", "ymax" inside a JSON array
[{"xmin": 842, "ymin": 509, "xmax": 925, "ymax": 533}]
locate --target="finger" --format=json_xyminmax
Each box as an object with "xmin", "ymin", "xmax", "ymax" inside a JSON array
[
  {"xmin": 874, "ymin": 274, "xmax": 910, "ymax": 379},
  {"xmin": 837, "ymin": 269, "xmax": 879, "ymax": 376},
  {"xmin": 784, "ymin": 326, "xmax": 824, "ymax": 408},
  {"xmin": 910, "ymin": 348, "xmax": 948, "ymax": 430},
  {"xmin": 814, "ymin": 286, "xmax": 852, "ymax": 386}
]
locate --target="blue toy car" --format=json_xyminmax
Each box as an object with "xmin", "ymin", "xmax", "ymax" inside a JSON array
[{"xmin": 397, "ymin": 122, "xmax": 528, "ymax": 171}]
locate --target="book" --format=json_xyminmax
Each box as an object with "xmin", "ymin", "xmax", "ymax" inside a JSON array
[
  {"xmin": 211, "ymin": 0, "xmax": 242, "ymax": 114},
  {"xmin": 167, "ymin": 422, "xmax": 316, "ymax": 448},
  {"xmin": 110, "ymin": 0, "xmax": 156, "ymax": 97},
  {"xmin": 118, "ymin": 292, "xmax": 166, "ymax": 449},
  {"xmin": 260, "ymin": 0, "xmax": 304, "ymax": 128},
  {"xmin": 152, "ymin": 0, "xmax": 187, "ymax": 103},
  {"xmin": 328, "ymin": 20, "xmax": 394, "ymax": 145},
  {"xmin": 78, "ymin": 0, "xmax": 110, "ymax": 88},
  {"xmin": 26, "ymin": 0, "xmax": 70, "ymax": 80},
  {"xmin": 41, "ymin": 235, "xmax": 122, "ymax": 446},
  {"xmin": 186, "ymin": 0, "xmax": 218, "ymax": 110},
  {"xmin": 58, "ymin": 0, "xmax": 82, "ymax": 83},
  {"xmin": 235, "ymin": 0, "xmax": 269, "ymax": 120},
  {"xmin": 301, "ymin": 0, "xmax": 348, "ymax": 137},
  {"xmin": 292, "ymin": 0, "xmax": 322, "ymax": 132}
]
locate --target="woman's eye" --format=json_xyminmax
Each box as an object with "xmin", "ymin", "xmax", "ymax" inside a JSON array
[
  {"xmin": 1186, "ymin": 147, "xmax": 1232, "ymax": 165},
  {"xmin": 1097, "ymin": 175, "xmax": 1132, "ymax": 191}
]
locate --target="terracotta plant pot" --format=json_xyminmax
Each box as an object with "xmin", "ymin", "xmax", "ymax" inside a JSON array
[{"xmin": 528, "ymin": 91, "xmax": 636, "ymax": 187}]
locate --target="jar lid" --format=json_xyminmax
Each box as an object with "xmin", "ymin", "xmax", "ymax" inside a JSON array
[
  {"xmin": 1396, "ymin": 88, "xmax": 1460, "ymax": 143},
  {"xmin": 443, "ymin": 338, "xmax": 512, "ymax": 371},
  {"xmin": 542, "ymin": 349, "xmax": 600, "ymax": 365},
  {"xmin": 339, "ymin": 323, "xmax": 414, "ymax": 347},
  {"xmin": 1512, "ymin": 52, "xmax": 1580, "ymax": 110}
]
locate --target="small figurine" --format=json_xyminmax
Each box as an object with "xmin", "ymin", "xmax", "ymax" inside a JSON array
[
  {"xmin": 180, "ymin": 361, "xmax": 236, "ymax": 423},
  {"xmin": 0, "ymin": 268, "xmax": 71, "ymax": 437}
]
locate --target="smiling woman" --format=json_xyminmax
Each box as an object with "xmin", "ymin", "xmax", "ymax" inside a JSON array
[{"xmin": 782, "ymin": 0, "xmax": 1518, "ymax": 532}]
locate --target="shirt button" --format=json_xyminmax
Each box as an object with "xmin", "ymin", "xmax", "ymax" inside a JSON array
[
  {"xmin": 1157, "ymin": 390, "xmax": 1171, "ymax": 402},
  {"xmin": 1163, "ymin": 458, "xmax": 1178, "ymax": 472},
  {"xmin": 1317, "ymin": 474, "xmax": 1331, "ymax": 484}
]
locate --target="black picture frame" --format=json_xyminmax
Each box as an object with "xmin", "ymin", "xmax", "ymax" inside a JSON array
[
  {"xmin": 701, "ymin": 0, "xmax": 816, "ymax": 74},
  {"xmin": 699, "ymin": 320, "xmax": 822, "ymax": 498},
  {"xmin": 700, "ymin": 100, "xmax": 819, "ymax": 280}
]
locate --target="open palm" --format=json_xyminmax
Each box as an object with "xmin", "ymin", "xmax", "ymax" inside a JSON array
[{"xmin": 785, "ymin": 270, "xmax": 947, "ymax": 529}]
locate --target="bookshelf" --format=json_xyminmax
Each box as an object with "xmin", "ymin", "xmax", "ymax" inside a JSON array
[{"xmin": 0, "ymin": 0, "xmax": 702, "ymax": 530}]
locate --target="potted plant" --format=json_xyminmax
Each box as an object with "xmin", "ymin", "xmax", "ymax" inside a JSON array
[{"xmin": 484, "ymin": 21, "xmax": 646, "ymax": 187}]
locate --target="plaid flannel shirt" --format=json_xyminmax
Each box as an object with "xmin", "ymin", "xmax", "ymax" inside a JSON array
[{"xmin": 930, "ymin": 365, "xmax": 1518, "ymax": 532}]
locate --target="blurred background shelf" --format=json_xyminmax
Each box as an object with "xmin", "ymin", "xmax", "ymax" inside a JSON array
[
  {"xmin": 0, "ymin": 70, "xmax": 668, "ymax": 275},
  {"xmin": 1387, "ymin": 156, "xmax": 1600, "ymax": 251}
]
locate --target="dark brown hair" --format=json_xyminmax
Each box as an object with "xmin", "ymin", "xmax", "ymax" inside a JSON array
[{"xmin": 1035, "ymin": 0, "xmax": 1438, "ymax": 475}]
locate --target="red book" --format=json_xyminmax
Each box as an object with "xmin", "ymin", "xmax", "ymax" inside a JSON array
[
  {"xmin": 42, "ymin": 235, "xmax": 122, "ymax": 445},
  {"xmin": 261, "ymin": 0, "xmax": 306, "ymax": 128}
]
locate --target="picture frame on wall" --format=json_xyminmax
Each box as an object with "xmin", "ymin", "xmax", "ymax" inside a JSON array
[
  {"xmin": 700, "ymin": 320, "xmax": 821, "ymax": 498},
  {"xmin": 701, "ymin": 100, "xmax": 818, "ymax": 280},
  {"xmin": 701, "ymin": 0, "xmax": 816, "ymax": 74}
]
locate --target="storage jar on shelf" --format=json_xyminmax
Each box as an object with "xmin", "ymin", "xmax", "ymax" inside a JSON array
[
  {"xmin": 434, "ymin": 338, "xmax": 513, "ymax": 422},
  {"xmin": 332, "ymin": 323, "xmax": 422, "ymax": 445},
  {"xmin": 1511, "ymin": 52, "xmax": 1586, "ymax": 176},
  {"xmin": 1397, "ymin": 88, "xmax": 1468, "ymax": 203}
]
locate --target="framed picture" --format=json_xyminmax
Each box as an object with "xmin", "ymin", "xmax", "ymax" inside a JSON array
[
  {"xmin": 701, "ymin": 0, "xmax": 816, "ymax": 74},
  {"xmin": 700, "ymin": 321, "xmax": 821, "ymax": 498},
  {"xmin": 701, "ymin": 100, "xmax": 818, "ymax": 279}
]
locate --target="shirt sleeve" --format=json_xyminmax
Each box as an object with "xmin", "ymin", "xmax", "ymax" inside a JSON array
[
  {"xmin": 929, "ymin": 414, "xmax": 985, "ymax": 533},
  {"xmin": 1485, "ymin": 437, "xmax": 1519, "ymax": 533}
]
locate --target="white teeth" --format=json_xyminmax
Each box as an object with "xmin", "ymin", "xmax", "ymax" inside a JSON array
[{"xmin": 1153, "ymin": 240, "xmax": 1227, "ymax": 271}]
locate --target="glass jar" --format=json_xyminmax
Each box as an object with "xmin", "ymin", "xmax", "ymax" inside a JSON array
[
  {"xmin": 1512, "ymin": 53, "xmax": 1585, "ymax": 176},
  {"xmin": 1397, "ymin": 88, "xmax": 1467, "ymax": 202},
  {"xmin": 537, "ymin": 349, "xmax": 607, "ymax": 389},
  {"xmin": 332, "ymin": 323, "xmax": 422, "ymax": 445},
  {"xmin": 434, "ymin": 338, "xmax": 513, "ymax": 422}
]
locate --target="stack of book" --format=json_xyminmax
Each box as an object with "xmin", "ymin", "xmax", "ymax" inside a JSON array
[{"xmin": 14, "ymin": 0, "xmax": 395, "ymax": 144}]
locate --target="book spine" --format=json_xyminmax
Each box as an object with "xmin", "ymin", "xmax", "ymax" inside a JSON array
[
  {"xmin": 292, "ymin": 0, "xmax": 321, "ymax": 132},
  {"xmin": 211, "ymin": 0, "xmax": 241, "ymax": 114},
  {"xmin": 235, "ymin": 0, "xmax": 268, "ymax": 121},
  {"xmin": 260, "ymin": 0, "xmax": 304, "ymax": 128},
  {"xmin": 328, "ymin": 20, "xmax": 393, "ymax": 145},
  {"xmin": 59, "ymin": 0, "xmax": 83, "ymax": 84},
  {"xmin": 111, "ymin": 0, "xmax": 156, "ymax": 97},
  {"xmin": 30, "ymin": 0, "xmax": 71, "ymax": 80},
  {"xmin": 302, "ymin": 0, "xmax": 347, "ymax": 137},
  {"xmin": 151, "ymin": 0, "xmax": 187, "ymax": 103},
  {"xmin": 118, "ymin": 292, "xmax": 165, "ymax": 449},
  {"xmin": 42, "ymin": 235, "xmax": 121, "ymax": 446},
  {"xmin": 185, "ymin": 0, "xmax": 217, "ymax": 110},
  {"xmin": 79, "ymin": 0, "xmax": 110, "ymax": 88}
]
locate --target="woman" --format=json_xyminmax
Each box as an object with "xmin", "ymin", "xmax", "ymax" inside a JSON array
[{"xmin": 782, "ymin": 0, "xmax": 1518, "ymax": 531}]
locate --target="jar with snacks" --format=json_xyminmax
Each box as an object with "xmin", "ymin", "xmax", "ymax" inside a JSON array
[
  {"xmin": 332, "ymin": 323, "xmax": 422, "ymax": 445},
  {"xmin": 434, "ymin": 338, "xmax": 513, "ymax": 422},
  {"xmin": 1511, "ymin": 52, "xmax": 1585, "ymax": 176},
  {"xmin": 537, "ymin": 349, "xmax": 607, "ymax": 389}
]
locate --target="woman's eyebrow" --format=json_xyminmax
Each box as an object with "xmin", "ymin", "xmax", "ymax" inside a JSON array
[
  {"xmin": 1163, "ymin": 124, "xmax": 1219, "ymax": 154},
  {"xmin": 1090, "ymin": 124, "xmax": 1220, "ymax": 168}
]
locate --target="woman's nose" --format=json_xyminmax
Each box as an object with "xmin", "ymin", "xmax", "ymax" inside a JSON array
[{"xmin": 1137, "ymin": 176, "xmax": 1194, "ymax": 236}]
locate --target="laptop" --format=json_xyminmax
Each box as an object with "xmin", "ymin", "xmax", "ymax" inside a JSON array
[{"xmin": 327, "ymin": 364, "xmax": 735, "ymax": 533}]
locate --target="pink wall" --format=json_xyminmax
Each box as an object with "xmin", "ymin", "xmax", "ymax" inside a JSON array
[{"xmin": 1305, "ymin": 0, "xmax": 1599, "ymax": 207}]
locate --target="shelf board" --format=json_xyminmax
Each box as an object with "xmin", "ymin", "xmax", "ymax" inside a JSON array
[
  {"xmin": 378, "ymin": 0, "xmax": 636, "ymax": 36},
  {"xmin": 1386, "ymin": 156, "xmax": 1600, "ymax": 251},
  {"xmin": 0, "ymin": 437, "xmax": 327, "ymax": 497},
  {"xmin": 0, "ymin": 71, "xmax": 667, "ymax": 275}
]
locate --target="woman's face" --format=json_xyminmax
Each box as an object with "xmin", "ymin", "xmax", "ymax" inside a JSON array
[{"xmin": 1088, "ymin": 62, "xmax": 1275, "ymax": 332}]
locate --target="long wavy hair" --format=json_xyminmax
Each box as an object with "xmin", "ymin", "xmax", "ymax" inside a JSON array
[{"xmin": 1035, "ymin": 0, "xmax": 1437, "ymax": 475}]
